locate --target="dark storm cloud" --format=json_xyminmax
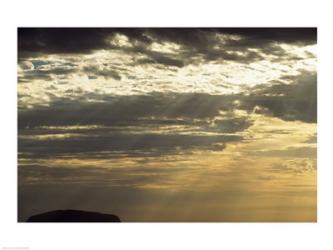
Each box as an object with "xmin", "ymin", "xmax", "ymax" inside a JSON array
[
  {"xmin": 19, "ymin": 67, "xmax": 77, "ymax": 81},
  {"xmin": 18, "ymin": 93, "xmax": 238, "ymax": 128},
  {"xmin": 202, "ymin": 49, "xmax": 265, "ymax": 62},
  {"xmin": 136, "ymin": 53, "xmax": 185, "ymax": 68},
  {"xmin": 18, "ymin": 28, "xmax": 111, "ymax": 56},
  {"xmin": 18, "ymin": 28, "xmax": 152, "ymax": 59},
  {"xmin": 19, "ymin": 28, "xmax": 316, "ymax": 54},
  {"xmin": 18, "ymin": 92, "xmax": 250, "ymax": 158},
  {"xmin": 136, "ymin": 28, "xmax": 315, "ymax": 65},
  {"xmin": 147, "ymin": 28, "xmax": 316, "ymax": 48},
  {"xmin": 18, "ymin": 28, "xmax": 316, "ymax": 65},
  {"xmin": 18, "ymin": 70, "xmax": 53, "ymax": 82},
  {"xmin": 18, "ymin": 133, "xmax": 241, "ymax": 158},
  {"xmin": 18, "ymin": 59, "xmax": 79, "ymax": 83},
  {"xmin": 212, "ymin": 118, "xmax": 252, "ymax": 133},
  {"xmin": 145, "ymin": 28, "xmax": 316, "ymax": 63},
  {"xmin": 83, "ymin": 65, "xmax": 122, "ymax": 80},
  {"xmin": 241, "ymin": 71, "xmax": 317, "ymax": 123}
]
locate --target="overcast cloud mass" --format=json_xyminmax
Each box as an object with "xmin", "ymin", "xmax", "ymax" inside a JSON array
[{"xmin": 18, "ymin": 28, "xmax": 316, "ymax": 222}]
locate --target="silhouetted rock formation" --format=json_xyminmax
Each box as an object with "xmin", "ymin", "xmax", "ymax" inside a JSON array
[{"xmin": 27, "ymin": 209, "xmax": 121, "ymax": 222}]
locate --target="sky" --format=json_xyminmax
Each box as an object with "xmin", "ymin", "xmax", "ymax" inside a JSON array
[{"xmin": 17, "ymin": 28, "xmax": 317, "ymax": 222}]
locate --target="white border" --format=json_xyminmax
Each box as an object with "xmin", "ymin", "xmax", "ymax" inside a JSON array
[{"xmin": 1, "ymin": 0, "xmax": 332, "ymax": 249}]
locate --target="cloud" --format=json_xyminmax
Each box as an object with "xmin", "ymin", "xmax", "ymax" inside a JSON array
[
  {"xmin": 136, "ymin": 53, "xmax": 184, "ymax": 68},
  {"xmin": 18, "ymin": 70, "xmax": 53, "ymax": 82},
  {"xmin": 18, "ymin": 28, "xmax": 112, "ymax": 56},
  {"xmin": 148, "ymin": 28, "xmax": 316, "ymax": 47},
  {"xmin": 304, "ymin": 134, "xmax": 317, "ymax": 144},
  {"xmin": 270, "ymin": 159, "xmax": 316, "ymax": 174},
  {"xmin": 240, "ymin": 71, "xmax": 317, "ymax": 123},
  {"xmin": 18, "ymin": 59, "xmax": 79, "ymax": 83},
  {"xmin": 253, "ymin": 146, "xmax": 317, "ymax": 159},
  {"xmin": 18, "ymin": 132, "xmax": 242, "ymax": 158},
  {"xmin": 18, "ymin": 93, "xmax": 239, "ymax": 128},
  {"xmin": 19, "ymin": 60, "xmax": 34, "ymax": 70},
  {"xmin": 211, "ymin": 118, "xmax": 252, "ymax": 133},
  {"xmin": 143, "ymin": 28, "xmax": 316, "ymax": 65},
  {"xmin": 17, "ymin": 92, "xmax": 254, "ymax": 158},
  {"xmin": 83, "ymin": 65, "xmax": 121, "ymax": 80},
  {"xmin": 18, "ymin": 28, "xmax": 316, "ymax": 67}
]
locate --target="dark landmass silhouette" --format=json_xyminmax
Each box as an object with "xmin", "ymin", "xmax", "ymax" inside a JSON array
[{"xmin": 26, "ymin": 209, "xmax": 121, "ymax": 222}]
